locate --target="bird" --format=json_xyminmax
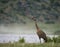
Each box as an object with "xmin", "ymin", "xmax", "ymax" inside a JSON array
[{"xmin": 32, "ymin": 16, "xmax": 47, "ymax": 43}]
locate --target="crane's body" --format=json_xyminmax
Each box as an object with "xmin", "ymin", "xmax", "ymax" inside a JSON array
[{"xmin": 36, "ymin": 29, "xmax": 47, "ymax": 42}]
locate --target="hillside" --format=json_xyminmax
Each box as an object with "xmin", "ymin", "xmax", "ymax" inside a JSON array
[{"xmin": 0, "ymin": 0, "xmax": 60, "ymax": 24}]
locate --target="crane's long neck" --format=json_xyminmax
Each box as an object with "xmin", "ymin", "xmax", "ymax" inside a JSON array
[{"xmin": 35, "ymin": 21, "xmax": 40, "ymax": 31}]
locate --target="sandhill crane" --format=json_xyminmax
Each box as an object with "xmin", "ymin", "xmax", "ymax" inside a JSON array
[{"xmin": 32, "ymin": 17, "xmax": 47, "ymax": 43}]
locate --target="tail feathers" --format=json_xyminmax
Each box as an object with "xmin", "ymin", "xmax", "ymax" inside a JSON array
[{"xmin": 43, "ymin": 37, "xmax": 47, "ymax": 42}]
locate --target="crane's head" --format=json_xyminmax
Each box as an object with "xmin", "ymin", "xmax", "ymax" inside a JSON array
[{"xmin": 31, "ymin": 16, "xmax": 36, "ymax": 21}]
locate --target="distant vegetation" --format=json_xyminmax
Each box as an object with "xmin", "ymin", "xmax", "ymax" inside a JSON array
[{"xmin": 0, "ymin": 0, "xmax": 60, "ymax": 24}]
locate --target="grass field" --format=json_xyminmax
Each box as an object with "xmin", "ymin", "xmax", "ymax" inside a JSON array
[{"xmin": 0, "ymin": 42, "xmax": 60, "ymax": 47}]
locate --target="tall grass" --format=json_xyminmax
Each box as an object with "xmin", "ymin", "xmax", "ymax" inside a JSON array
[{"xmin": 18, "ymin": 37, "xmax": 25, "ymax": 43}]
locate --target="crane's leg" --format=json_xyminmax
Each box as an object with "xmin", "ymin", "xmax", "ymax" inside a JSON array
[{"xmin": 40, "ymin": 38, "xmax": 41, "ymax": 43}]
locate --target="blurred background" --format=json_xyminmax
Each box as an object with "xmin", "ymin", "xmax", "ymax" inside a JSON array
[{"xmin": 0, "ymin": 0, "xmax": 60, "ymax": 43}]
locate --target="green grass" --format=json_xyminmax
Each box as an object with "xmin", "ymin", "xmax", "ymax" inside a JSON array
[
  {"xmin": 0, "ymin": 43, "xmax": 60, "ymax": 47},
  {"xmin": 1, "ymin": 36, "xmax": 60, "ymax": 47},
  {"xmin": 18, "ymin": 37, "xmax": 25, "ymax": 43}
]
